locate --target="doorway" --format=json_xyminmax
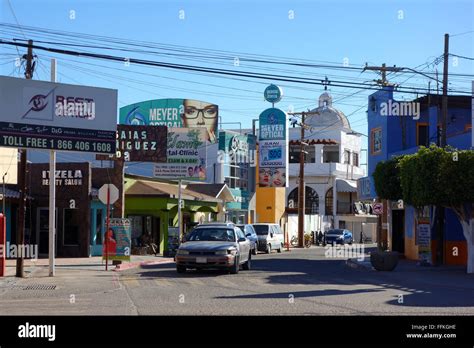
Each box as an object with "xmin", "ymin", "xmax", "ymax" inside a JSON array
[
  {"xmin": 391, "ymin": 210, "xmax": 405, "ymax": 254},
  {"xmin": 36, "ymin": 208, "xmax": 58, "ymax": 257}
]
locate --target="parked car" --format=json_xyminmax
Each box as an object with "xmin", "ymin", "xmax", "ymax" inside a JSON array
[
  {"xmin": 236, "ymin": 224, "xmax": 258, "ymax": 255},
  {"xmin": 251, "ymin": 223, "xmax": 284, "ymax": 254},
  {"xmin": 175, "ymin": 222, "xmax": 251, "ymax": 274},
  {"xmin": 325, "ymin": 229, "xmax": 353, "ymax": 245}
]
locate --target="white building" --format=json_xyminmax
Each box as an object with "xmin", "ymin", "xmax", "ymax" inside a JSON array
[{"xmin": 286, "ymin": 92, "xmax": 377, "ymax": 241}]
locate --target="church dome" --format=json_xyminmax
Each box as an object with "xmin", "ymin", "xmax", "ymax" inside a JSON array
[{"xmin": 305, "ymin": 92, "xmax": 351, "ymax": 130}]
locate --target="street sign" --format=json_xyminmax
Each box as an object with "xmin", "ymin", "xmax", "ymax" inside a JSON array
[
  {"xmin": 373, "ymin": 203, "xmax": 383, "ymax": 215},
  {"xmin": 99, "ymin": 184, "xmax": 119, "ymax": 205}
]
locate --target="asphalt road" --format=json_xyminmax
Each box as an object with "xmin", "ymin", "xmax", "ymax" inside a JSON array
[{"xmin": 1, "ymin": 246, "xmax": 473, "ymax": 315}]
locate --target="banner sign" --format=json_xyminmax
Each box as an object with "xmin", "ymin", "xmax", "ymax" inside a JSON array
[
  {"xmin": 153, "ymin": 128, "xmax": 207, "ymax": 180},
  {"xmin": 116, "ymin": 125, "xmax": 167, "ymax": 162},
  {"xmin": 258, "ymin": 108, "xmax": 288, "ymax": 187},
  {"xmin": 120, "ymin": 99, "xmax": 218, "ymax": 143},
  {"xmin": 0, "ymin": 76, "xmax": 117, "ymax": 154},
  {"xmin": 417, "ymin": 221, "xmax": 431, "ymax": 264},
  {"xmin": 103, "ymin": 218, "xmax": 131, "ymax": 261}
]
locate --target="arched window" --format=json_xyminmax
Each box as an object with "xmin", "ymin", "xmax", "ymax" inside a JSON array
[
  {"xmin": 287, "ymin": 187, "xmax": 319, "ymax": 214},
  {"xmin": 325, "ymin": 188, "xmax": 333, "ymax": 215}
]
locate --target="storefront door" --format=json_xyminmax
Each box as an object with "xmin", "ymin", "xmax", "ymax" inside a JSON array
[{"xmin": 36, "ymin": 208, "xmax": 58, "ymax": 257}]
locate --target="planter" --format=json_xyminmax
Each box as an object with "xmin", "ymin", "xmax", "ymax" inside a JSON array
[{"xmin": 370, "ymin": 250, "xmax": 399, "ymax": 271}]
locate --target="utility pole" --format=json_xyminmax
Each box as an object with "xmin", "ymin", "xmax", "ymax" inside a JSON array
[
  {"xmin": 287, "ymin": 111, "xmax": 319, "ymax": 248},
  {"xmin": 16, "ymin": 39, "xmax": 34, "ymax": 278},
  {"xmin": 436, "ymin": 33, "xmax": 449, "ymax": 266},
  {"xmin": 363, "ymin": 63, "xmax": 402, "ymax": 87}
]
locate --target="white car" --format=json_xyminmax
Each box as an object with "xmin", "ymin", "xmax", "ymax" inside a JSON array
[{"xmin": 251, "ymin": 223, "xmax": 284, "ymax": 254}]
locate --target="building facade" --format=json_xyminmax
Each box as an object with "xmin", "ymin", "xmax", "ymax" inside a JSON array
[
  {"xmin": 286, "ymin": 92, "xmax": 374, "ymax": 241},
  {"xmin": 359, "ymin": 86, "xmax": 472, "ymax": 265}
]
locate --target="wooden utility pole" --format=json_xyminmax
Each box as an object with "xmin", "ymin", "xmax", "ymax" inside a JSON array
[
  {"xmin": 297, "ymin": 112, "xmax": 307, "ymax": 248},
  {"xmin": 288, "ymin": 111, "xmax": 319, "ymax": 247},
  {"xmin": 363, "ymin": 63, "xmax": 402, "ymax": 87},
  {"xmin": 16, "ymin": 40, "xmax": 34, "ymax": 277},
  {"xmin": 436, "ymin": 33, "xmax": 449, "ymax": 266}
]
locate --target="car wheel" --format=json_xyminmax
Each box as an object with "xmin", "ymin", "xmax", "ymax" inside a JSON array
[
  {"xmin": 176, "ymin": 265, "xmax": 186, "ymax": 273},
  {"xmin": 349, "ymin": 239, "xmax": 353, "ymax": 245},
  {"xmin": 277, "ymin": 243, "xmax": 282, "ymax": 253},
  {"xmin": 266, "ymin": 244, "xmax": 272, "ymax": 254},
  {"xmin": 230, "ymin": 256, "xmax": 240, "ymax": 274},
  {"xmin": 243, "ymin": 253, "xmax": 251, "ymax": 270}
]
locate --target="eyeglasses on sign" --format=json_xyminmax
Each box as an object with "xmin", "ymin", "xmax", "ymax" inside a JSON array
[{"xmin": 183, "ymin": 106, "xmax": 217, "ymax": 119}]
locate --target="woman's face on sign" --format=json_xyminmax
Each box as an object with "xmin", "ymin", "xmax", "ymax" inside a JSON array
[{"xmin": 182, "ymin": 100, "xmax": 218, "ymax": 141}]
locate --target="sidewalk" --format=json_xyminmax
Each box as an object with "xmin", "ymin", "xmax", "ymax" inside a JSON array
[{"xmin": 2, "ymin": 254, "xmax": 174, "ymax": 278}]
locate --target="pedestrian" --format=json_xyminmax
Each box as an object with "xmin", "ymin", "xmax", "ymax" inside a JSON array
[{"xmin": 318, "ymin": 231, "xmax": 323, "ymax": 245}]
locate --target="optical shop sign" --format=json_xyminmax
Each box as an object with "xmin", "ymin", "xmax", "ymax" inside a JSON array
[
  {"xmin": 258, "ymin": 108, "xmax": 288, "ymax": 187},
  {"xmin": 154, "ymin": 128, "xmax": 207, "ymax": 180},
  {"xmin": 119, "ymin": 98, "xmax": 218, "ymax": 143},
  {"xmin": 0, "ymin": 76, "xmax": 117, "ymax": 154}
]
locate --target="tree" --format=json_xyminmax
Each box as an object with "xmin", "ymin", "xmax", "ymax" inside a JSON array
[
  {"xmin": 398, "ymin": 145, "xmax": 474, "ymax": 273},
  {"xmin": 373, "ymin": 156, "xmax": 403, "ymax": 201}
]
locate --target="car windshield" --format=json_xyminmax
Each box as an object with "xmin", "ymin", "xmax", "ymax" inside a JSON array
[
  {"xmin": 252, "ymin": 225, "xmax": 269, "ymax": 235},
  {"xmin": 187, "ymin": 228, "xmax": 235, "ymax": 242},
  {"xmin": 327, "ymin": 229, "xmax": 344, "ymax": 235}
]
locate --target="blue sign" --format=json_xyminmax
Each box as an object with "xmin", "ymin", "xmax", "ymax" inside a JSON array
[
  {"xmin": 264, "ymin": 84, "xmax": 283, "ymax": 104},
  {"xmin": 258, "ymin": 108, "xmax": 287, "ymax": 141}
]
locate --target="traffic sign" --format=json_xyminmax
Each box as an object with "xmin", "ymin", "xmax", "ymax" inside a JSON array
[
  {"xmin": 373, "ymin": 203, "xmax": 383, "ymax": 215},
  {"xmin": 99, "ymin": 184, "xmax": 119, "ymax": 205}
]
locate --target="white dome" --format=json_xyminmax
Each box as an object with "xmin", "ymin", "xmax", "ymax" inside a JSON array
[{"xmin": 305, "ymin": 92, "xmax": 351, "ymax": 130}]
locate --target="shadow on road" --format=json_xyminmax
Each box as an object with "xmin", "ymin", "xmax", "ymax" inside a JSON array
[{"xmin": 134, "ymin": 253, "xmax": 474, "ymax": 308}]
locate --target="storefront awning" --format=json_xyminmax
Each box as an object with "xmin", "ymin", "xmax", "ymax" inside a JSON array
[{"xmin": 336, "ymin": 179, "xmax": 357, "ymax": 193}]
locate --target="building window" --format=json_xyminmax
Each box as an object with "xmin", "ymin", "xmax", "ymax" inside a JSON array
[
  {"xmin": 290, "ymin": 145, "xmax": 316, "ymax": 163},
  {"xmin": 287, "ymin": 186, "xmax": 319, "ymax": 214},
  {"xmin": 63, "ymin": 209, "xmax": 80, "ymax": 246},
  {"xmin": 371, "ymin": 128, "xmax": 382, "ymax": 154},
  {"xmin": 323, "ymin": 145, "xmax": 339, "ymax": 163},
  {"xmin": 416, "ymin": 123, "xmax": 429, "ymax": 147},
  {"xmin": 289, "ymin": 145, "xmax": 300, "ymax": 163},
  {"xmin": 343, "ymin": 149, "xmax": 350, "ymax": 164},
  {"xmin": 352, "ymin": 153, "xmax": 359, "ymax": 167},
  {"xmin": 325, "ymin": 188, "xmax": 333, "ymax": 216}
]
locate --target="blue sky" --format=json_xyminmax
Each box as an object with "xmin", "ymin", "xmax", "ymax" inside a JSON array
[{"xmin": 1, "ymin": 0, "xmax": 473, "ymax": 154}]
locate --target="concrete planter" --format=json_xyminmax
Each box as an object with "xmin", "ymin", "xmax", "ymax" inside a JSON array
[{"xmin": 370, "ymin": 250, "xmax": 399, "ymax": 271}]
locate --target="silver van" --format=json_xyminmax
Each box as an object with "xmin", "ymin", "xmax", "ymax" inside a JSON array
[{"xmin": 251, "ymin": 223, "xmax": 284, "ymax": 254}]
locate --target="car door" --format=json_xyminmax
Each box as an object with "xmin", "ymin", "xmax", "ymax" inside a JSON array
[
  {"xmin": 274, "ymin": 225, "xmax": 284, "ymax": 246},
  {"xmin": 269, "ymin": 225, "xmax": 278, "ymax": 246},
  {"xmin": 236, "ymin": 228, "xmax": 249, "ymax": 262}
]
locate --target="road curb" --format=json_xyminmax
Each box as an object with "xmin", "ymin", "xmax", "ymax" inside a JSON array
[
  {"xmin": 345, "ymin": 258, "xmax": 373, "ymax": 271},
  {"xmin": 114, "ymin": 259, "xmax": 174, "ymax": 272}
]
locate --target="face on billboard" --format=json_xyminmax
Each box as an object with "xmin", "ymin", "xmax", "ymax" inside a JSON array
[
  {"xmin": 259, "ymin": 168, "xmax": 286, "ymax": 188},
  {"xmin": 181, "ymin": 99, "xmax": 218, "ymax": 143}
]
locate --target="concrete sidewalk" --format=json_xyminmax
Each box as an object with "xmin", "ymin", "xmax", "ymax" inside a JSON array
[{"xmin": 2, "ymin": 254, "xmax": 174, "ymax": 278}]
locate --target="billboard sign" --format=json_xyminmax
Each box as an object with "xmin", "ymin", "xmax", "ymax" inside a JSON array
[
  {"xmin": 120, "ymin": 98, "xmax": 218, "ymax": 143},
  {"xmin": 102, "ymin": 218, "xmax": 131, "ymax": 261},
  {"xmin": 258, "ymin": 108, "xmax": 288, "ymax": 187},
  {"xmin": 153, "ymin": 128, "xmax": 207, "ymax": 180},
  {"xmin": 116, "ymin": 125, "xmax": 167, "ymax": 162},
  {"xmin": 0, "ymin": 76, "xmax": 117, "ymax": 154}
]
